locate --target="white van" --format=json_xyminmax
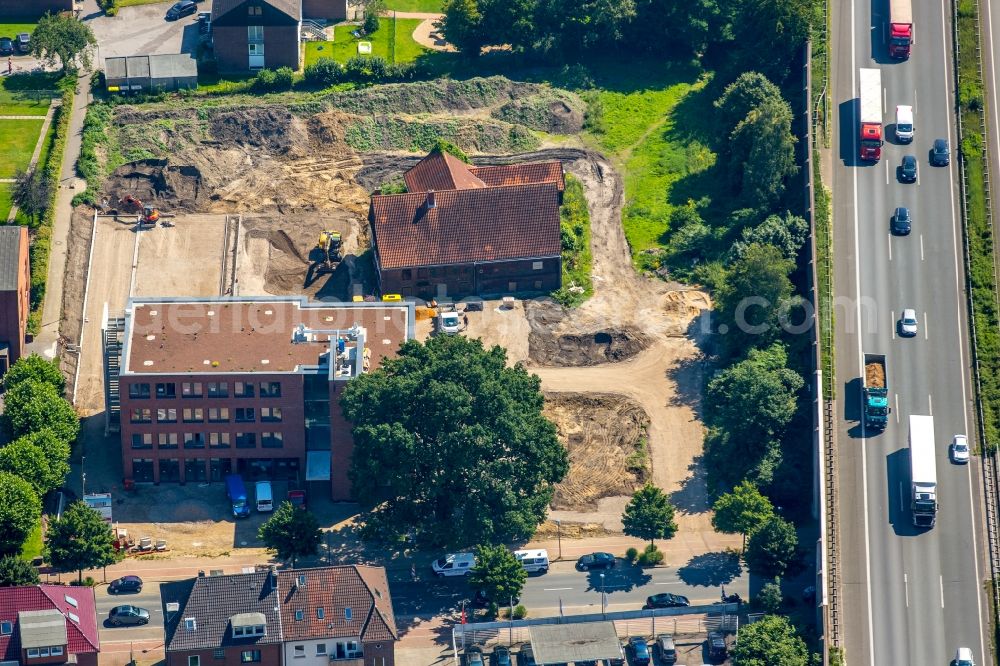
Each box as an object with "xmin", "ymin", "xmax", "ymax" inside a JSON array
[
  {"xmin": 432, "ymin": 552, "xmax": 475, "ymax": 577},
  {"xmin": 514, "ymin": 549, "xmax": 550, "ymax": 574},
  {"xmin": 255, "ymin": 481, "xmax": 273, "ymax": 512},
  {"xmin": 895, "ymin": 105, "xmax": 914, "ymax": 142}
]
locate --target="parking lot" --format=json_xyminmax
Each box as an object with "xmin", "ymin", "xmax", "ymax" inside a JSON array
[{"xmin": 88, "ymin": 0, "xmax": 211, "ymax": 60}]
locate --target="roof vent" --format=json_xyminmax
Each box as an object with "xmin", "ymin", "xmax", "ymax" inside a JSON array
[
  {"xmin": 207, "ymin": 310, "xmax": 215, "ymax": 316},
  {"xmin": 426, "ymin": 190, "xmax": 436, "ymax": 209},
  {"xmin": 150, "ymin": 310, "xmax": 158, "ymax": 316},
  {"xmin": 143, "ymin": 360, "xmax": 154, "ymax": 366},
  {"xmin": 146, "ymin": 335, "xmax": 155, "ymax": 341}
]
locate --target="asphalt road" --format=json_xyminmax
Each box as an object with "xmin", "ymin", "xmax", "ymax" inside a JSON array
[
  {"xmin": 95, "ymin": 585, "xmax": 165, "ymax": 645},
  {"xmin": 831, "ymin": 0, "xmax": 991, "ymax": 663}
]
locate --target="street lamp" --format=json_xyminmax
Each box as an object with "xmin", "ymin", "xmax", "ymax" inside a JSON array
[
  {"xmin": 600, "ymin": 573, "xmax": 606, "ymax": 616},
  {"xmin": 81, "ymin": 456, "xmax": 86, "ymax": 497},
  {"xmin": 555, "ymin": 519, "xmax": 562, "ymax": 561}
]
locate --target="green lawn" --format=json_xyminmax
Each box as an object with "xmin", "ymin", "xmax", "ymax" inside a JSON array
[
  {"xmin": 0, "ymin": 183, "xmax": 12, "ymax": 221},
  {"xmin": 0, "ymin": 118, "xmax": 45, "ymax": 178},
  {"xmin": 19, "ymin": 522, "xmax": 42, "ymax": 561},
  {"xmin": 383, "ymin": 0, "xmax": 443, "ymax": 12},
  {"xmin": 305, "ymin": 17, "xmax": 428, "ymax": 66},
  {"xmin": 0, "ymin": 22, "xmax": 36, "ymax": 39},
  {"xmin": 0, "ymin": 71, "xmax": 59, "ymax": 115}
]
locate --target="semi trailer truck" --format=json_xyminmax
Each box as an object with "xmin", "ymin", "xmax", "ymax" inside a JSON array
[
  {"xmin": 889, "ymin": 0, "xmax": 913, "ymax": 58},
  {"xmin": 859, "ymin": 68, "xmax": 883, "ymax": 161},
  {"xmin": 909, "ymin": 414, "xmax": 938, "ymax": 528}
]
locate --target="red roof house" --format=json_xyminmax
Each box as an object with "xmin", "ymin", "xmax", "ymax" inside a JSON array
[
  {"xmin": 0, "ymin": 586, "xmax": 100, "ymax": 666},
  {"xmin": 370, "ymin": 150, "xmax": 565, "ymax": 299}
]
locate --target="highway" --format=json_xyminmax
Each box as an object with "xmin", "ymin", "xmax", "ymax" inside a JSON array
[{"xmin": 831, "ymin": 0, "xmax": 991, "ymax": 663}]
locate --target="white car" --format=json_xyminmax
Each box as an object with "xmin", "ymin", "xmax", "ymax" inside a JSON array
[
  {"xmin": 956, "ymin": 647, "xmax": 975, "ymax": 666},
  {"xmin": 950, "ymin": 434, "xmax": 970, "ymax": 464},
  {"xmin": 437, "ymin": 311, "xmax": 461, "ymax": 335},
  {"xmin": 899, "ymin": 308, "xmax": 918, "ymax": 337}
]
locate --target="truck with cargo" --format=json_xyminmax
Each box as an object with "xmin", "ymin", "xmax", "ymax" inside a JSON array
[
  {"xmin": 863, "ymin": 353, "xmax": 889, "ymax": 430},
  {"xmin": 909, "ymin": 414, "xmax": 938, "ymax": 528},
  {"xmin": 859, "ymin": 68, "xmax": 883, "ymax": 161},
  {"xmin": 888, "ymin": 0, "xmax": 913, "ymax": 58}
]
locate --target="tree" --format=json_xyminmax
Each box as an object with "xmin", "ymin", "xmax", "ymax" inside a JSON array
[
  {"xmin": 711, "ymin": 480, "xmax": 774, "ymax": 550},
  {"xmin": 341, "ymin": 335, "xmax": 568, "ymax": 549},
  {"xmin": 730, "ymin": 97, "xmax": 798, "ymax": 208},
  {"xmin": 0, "ymin": 555, "xmax": 40, "ymax": 587},
  {"xmin": 730, "ymin": 614, "xmax": 810, "ymax": 666},
  {"xmin": 9, "ymin": 430, "xmax": 71, "ymax": 493},
  {"xmin": 0, "ymin": 472, "xmax": 41, "ymax": 557},
  {"xmin": 755, "ymin": 577, "xmax": 783, "ymax": 614},
  {"xmin": 479, "ymin": 0, "xmax": 538, "ymax": 51},
  {"xmin": 729, "ymin": 0, "xmax": 812, "ymax": 83},
  {"xmin": 467, "ymin": 544, "xmax": 527, "ymax": 607},
  {"xmin": 3, "ymin": 353, "xmax": 65, "ymax": 393},
  {"xmin": 630, "ymin": 0, "xmax": 719, "ymax": 57},
  {"xmin": 744, "ymin": 515, "xmax": 799, "ymax": 578},
  {"xmin": 30, "ymin": 12, "xmax": 97, "ymax": 73},
  {"xmin": 45, "ymin": 501, "xmax": 122, "ymax": 583},
  {"xmin": 0, "ymin": 438, "xmax": 58, "ymax": 498},
  {"xmin": 714, "ymin": 72, "xmax": 784, "ymax": 135},
  {"xmin": 258, "ymin": 502, "xmax": 322, "ymax": 567},
  {"xmin": 9, "ymin": 169, "xmax": 52, "ymax": 227},
  {"xmin": 1, "ymin": 379, "xmax": 79, "ymax": 445},
  {"xmin": 441, "ymin": 0, "xmax": 487, "ymax": 55},
  {"xmin": 363, "ymin": 0, "xmax": 385, "ymax": 33},
  {"xmin": 714, "ymin": 244, "xmax": 795, "ymax": 355},
  {"xmin": 621, "ymin": 482, "xmax": 678, "ymax": 547},
  {"xmin": 730, "ymin": 212, "xmax": 809, "ymax": 262},
  {"xmin": 533, "ymin": 0, "xmax": 637, "ymax": 56}
]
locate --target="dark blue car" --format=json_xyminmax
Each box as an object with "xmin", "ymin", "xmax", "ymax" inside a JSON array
[{"xmin": 629, "ymin": 637, "xmax": 651, "ymax": 666}]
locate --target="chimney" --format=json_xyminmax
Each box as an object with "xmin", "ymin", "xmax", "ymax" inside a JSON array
[{"xmin": 426, "ymin": 190, "xmax": 436, "ymax": 209}]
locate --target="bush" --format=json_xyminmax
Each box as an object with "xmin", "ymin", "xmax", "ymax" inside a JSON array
[
  {"xmin": 637, "ymin": 544, "xmax": 664, "ymax": 566},
  {"xmin": 625, "ymin": 547, "xmax": 638, "ymax": 563},
  {"xmin": 304, "ymin": 58, "xmax": 345, "ymax": 87},
  {"xmin": 252, "ymin": 68, "xmax": 277, "ymax": 92},
  {"xmin": 512, "ymin": 604, "xmax": 527, "ymax": 619},
  {"xmin": 273, "ymin": 66, "xmax": 295, "ymax": 90}
]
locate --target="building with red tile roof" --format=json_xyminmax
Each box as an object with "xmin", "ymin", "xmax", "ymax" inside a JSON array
[
  {"xmin": 370, "ymin": 150, "xmax": 565, "ymax": 299},
  {"xmin": 0, "ymin": 585, "xmax": 100, "ymax": 666}
]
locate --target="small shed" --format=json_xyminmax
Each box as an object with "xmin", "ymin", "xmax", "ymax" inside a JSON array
[
  {"xmin": 105, "ymin": 54, "xmax": 197, "ymax": 93},
  {"xmin": 528, "ymin": 621, "xmax": 625, "ymax": 665}
]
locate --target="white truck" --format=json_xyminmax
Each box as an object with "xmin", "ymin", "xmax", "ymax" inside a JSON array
[
  {"xmin": 895, "ymin": 105, "xmax": 914, "ymax": 143},
  {"xmin": 909, "ymin": 414, "xmax": 938, "ymax": 528}
]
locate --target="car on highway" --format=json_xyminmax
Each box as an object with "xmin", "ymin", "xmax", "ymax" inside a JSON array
[
  {"xmin": 108, "ymin": 575, "xmax": 143, "ymax": 594},
  {"xmin": 493, "ymin": 645, "xmax": 512, "ymax": 666},
  {"xmin": 465, "ymin": 646, "xmax": 485, "ymax": 666},
  {"xmin": 932, "ymin": 138, "xmax": 951, "ymax": 166},
  {"xmin": 628, "ymin": 637, "xmax": 651, "ymax": 666},
  {"xmin": 900, "ymin": 154, "xmax": 917, "ymax": 182},
  {"xmin": 644, "ymin": 593, "xmax": 690, "ymax": 609},
  {"xmin": 576, "ymin": 552, "xmax": 616, "ymax": 571},
  {"xmin": 955, "ymin": 647, "xmax": 975, "ymax": 666},
  {"xmin": 108, "ymin": 605, "xmax": 150, "ymax": 626},
  {"xmin": 951, "ymin": 434, "xmax": 970, "ymax": 464},
  {"xmin": 0, "ymin": 37, "xmax": 13, "ymax": 56},
  {"xmin": 166, "ymin": 0, "xmax": 197, "ymax": 20},
  {"xmin": 898, "ymin": 308, "xmax": 918, "ymax": 337},
  {"xmin": 891, "ymin": 206, "xmax": 911, "ymax": 235}
]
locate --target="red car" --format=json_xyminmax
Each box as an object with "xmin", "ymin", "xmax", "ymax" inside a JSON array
[{"xmin": 287, "ymin": 490, "xmax": 306, "ymax": 508}]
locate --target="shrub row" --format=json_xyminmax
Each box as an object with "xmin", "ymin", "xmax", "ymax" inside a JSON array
[{"xmin": 304, "ymin": 56, "xmax": 424, "ymax": 88}]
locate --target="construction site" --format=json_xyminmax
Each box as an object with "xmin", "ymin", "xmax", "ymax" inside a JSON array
[{"xmin": 61, "ymin": 75, "xmax": 716, "ymax": 552}]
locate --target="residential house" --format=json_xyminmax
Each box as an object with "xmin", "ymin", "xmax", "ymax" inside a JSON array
[
  {"xmin": 0, "ymin": 585, "xmax": 101, "ymax": 666},
  {"xmin": 0, "ymin": 226, "xmax": 30, "ymax": 378},
  {"xmin": 368, "ymin": 150, "xmax": 565, "ymax": 299},
  {"xmin": 211, "ymin": 0, "xmax": 301, "ymax": 73},
  {"xmin": 302, "ymin": 0, "xmax": 347, "ymax": 21},
  {"xmin": 163, "ymin": 566, "xmax": 397, "ymax": 666}
]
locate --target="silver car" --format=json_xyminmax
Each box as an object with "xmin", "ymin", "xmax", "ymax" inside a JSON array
[
  {"xmin": 899, "ymin": 308, "xmax": 918, "ymax": 337},
  {"xmin": 950, "ymin": 434, "xmax": 970, "ymax": 464}
]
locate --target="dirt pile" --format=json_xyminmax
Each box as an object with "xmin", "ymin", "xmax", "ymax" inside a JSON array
[
  {"xmin": 209, "ymin": 107, "xmax": 310, "ymax": 155},
  {"xmin": 104, "ymin": 160, "xmax": 207, "ymax": 211},
  {"xmin": 866, "ymin": 359, "xmax": 885, "ymax": 387},
  {"xmin": 525, "ymin": 299, "xmax": 650, "ymax": 366},
  {"xmin": 544, "ymin": 392, "xmax": 650, "ymax": 510},
  {"xmin": 491, "ymin": 92, "xmax": 584, "ymax": 134}
]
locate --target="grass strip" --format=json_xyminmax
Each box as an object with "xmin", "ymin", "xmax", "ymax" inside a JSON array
[
  {"xmin": 552, "ymin": 174, "xmax": 593, "ymax": 307},
  {"xmin": 813, "ymin": 154, "xmax": 834, "ymax": 399}
]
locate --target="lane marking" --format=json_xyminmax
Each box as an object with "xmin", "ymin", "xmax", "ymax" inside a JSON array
[
  {"xmin": 653, "ymin": 582, "xmax": 684, "ymax": 586},
  {"xmin": 904, "ymin": 573, "xmax": 909, "ymax": 608},
  {"xmin": 883, "ymin": 86, "xmax": 887, "ymax": 115},
  {"xmin": 928, "ymin": 393, "xmax": 933, "ymax": 416},
  {"xmin": 920, "ymin": 234, "xmax": 925, "ymax": 261},
  {"xmin": 896, "ymin": 393, "xmax": 900, "ymax": 423},
  {"xmin": 542, "ymin": 587, "xmax": 573, "ymax": 591},
  {"xmin": 924, "ymin": 312, "xmax": 928, "ymax": 340},
  {"xmin": 888, "ymin": 233, "xmax": 893, "ymax": 260},
  {"xmin": 886, "ymin": 159, "xmax": 890, "ymax": 184},
  {"xmin": 940, "ymin": 575, "xmax": 945, "ymax": 609},
  {"xmin": 892, "ymin": 310, "xmax": 896, "ymax": 339}
]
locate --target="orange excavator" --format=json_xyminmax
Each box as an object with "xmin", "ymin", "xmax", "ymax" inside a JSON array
[{"xmin": 119, "ymin": 194, "xmax": 160, "ymax": 226}]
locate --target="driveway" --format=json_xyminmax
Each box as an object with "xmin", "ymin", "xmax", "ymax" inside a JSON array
[{"xmin": 86, "ymin": 1, "xmax": 210, "ymax": 60}]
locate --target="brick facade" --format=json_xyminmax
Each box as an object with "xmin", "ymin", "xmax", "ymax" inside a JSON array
[
  {"xmin": 211, "ymin": 0, "xmax": 301, "ymax": 74},
  {"xmin": 0, "ymin": 226, "xmax": 30, "ymax": 377},
  {"xmin": 302, "ymin": 0, "xmax": 347, "ymax": 20},
  {"xmin": 165, "ymin": 644, "xmax": 282, "ymax": 666},
  {"xmin": 377, "ymin": 256, "xmax": 562, "ymax": 299},
  {"xmin": 0, "ymin": 0, "xmax": 72, "ymax": 17}
]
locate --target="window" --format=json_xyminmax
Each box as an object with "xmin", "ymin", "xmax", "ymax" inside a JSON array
[
  {"xmin": 345, "ymin": 607, "xmax": 352, "ymax": 620},
  {"xmin": 182, "ymin": 382, "xmax": 203, "ymax": 398},
  {"xmin": 294, "ymin": 609, "xmax": 304, "ymax": 621},
  {"xmin": 429, "ymin": 267, "xmax": 438, "ymax": 278},
  {"xmin": 534, "ymin": 280, "xmax": 543, "ymax": 290},
  {"xmin": 248, "ymin": 24, "xmax": 263, "ymax": 40},
  {"xmin": 157, "ymin": 408, "xmax": 177, "ymax": 423},
  {"xmin": 294, "ymin": 645, "xmax": 305, "ymax": 658},
  {"xmin": 50, "ymin": 646, "xmax": 63, "ymax": 656},
  {"xmin": 316, "ymin": 644, "xmax": 327, "ymax": 656},
  {"xmin": 236, "ymin": 432, "xmax": 257, "ymax": 449},
  {"xmin": 128, "ymin": 383, "xmax": 150, "ymax": 399},
  {"xmin": 261, "ymin": 407, "xmax": 282, "ymax": 423},
  {"xmin": 185, "ymin": 618, "xmax": 197, "ymax": 631},
  {"xmin": 233, "ymin": 624, "xmax": 265, "ymax": 637},
  {"xmin": 130, "ymin": 408, "xmax": 151, "ymax": 424},
  {"xmin": 248, "ymin": 42, "xmax": 264, "ymax": 56},
  {"xmin": 235, "ymin": 408, "xmax": 255, "ymax": 423},
  {"xmin": 532, "ymin": 261, "xmax": 544, "ymax": 270},
  {"xmin": 235, "ymin": 382, "xmax": 255, "ymax": 397},
  {"xmin": 208, "ymin": 407, "xmax": 230, "ymax": 422},
  {"xmin": 184, "ymin": 433, "xmax": 205, "ymax": 449},
  {"xmin": 214, "ymin": 649, "xmax": 225, "ymax": 659},
  {"xmin": 316, "ymin": 608, "xmax": 324, "ymax": 619},
  {"xmin": 188, "ymin": 656, "xmax": 200, "ymax": 666},
  {"xmin": 401, "ymin": 269, "xmax": 412, "ymax": 281},
  {"xmin": 156, "ymin": 382, "xmax": 176, "ymax": 398},
  {"xmin": 208, "ymin": 382, "xmax": 229, "ymax": 398},
  {"xmin": 183, "ymin": 408, "xmax": 204, "ymax": 423},
  {"xmin": 241, "ymin": 651, "xmax": 261, "ymax": 663},
  {"xmin": 508, "ymin": 281, "xmax": 517, "ymax": 291},
  {"xmin": 158, "ymin": 433, "xmax": 178, "ymax": 449},
  {"xmin": 209, "ymin": 432, "xmax": 231, "ymax": 448},
  {"xmin": 0, "ymin": 622, "xmax": 11, "ymax": 635},
  {"xmin": 259, "ymin": 382, "xmax": 281, "ymax": 397},
  {"xmin": 131, "ymin": 433, "xmax": 153, "ymax": 449},
  {"xmin": 27, "ymin": 649, "xmax": 38, "ymax": 658},
  {"xmin": 261, "ymin": 432, "xmax": 283, "ymax": 448},
  {"xmin": 417, "ymin": 268, "xmax": 428, "ymax": 279}
]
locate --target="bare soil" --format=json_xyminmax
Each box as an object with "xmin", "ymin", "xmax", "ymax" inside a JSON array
[{"xmin": 543, "ymin": 392, "xmax": 650, "ymax": 511}]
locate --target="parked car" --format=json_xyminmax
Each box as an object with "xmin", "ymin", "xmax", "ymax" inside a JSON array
[
  {"xmin": 493, "ymin": 645, "xmax": 512, "ymax": 666},
  {"xmin": 0, "ymin": 38, "xmax": 13, "ymax": 56},
  {"xmin": 891, "ymin": 206, "xmax": 911, "ymax": 235},
  {"xmin": 15, "ymin": 33, "xmax": 30, "ymax": 54},
  {"xmin": 898, "ymin": 308, "xmax": 918, "ymax": 337},
  {"xmin": 644, "ymin": 593, "xmax": 690, "ymax": 609},
  {"xmin": 432, "ymin": 552, "xmax": 475, "ymax": 577},
  {"xmin": 517, "ymin": 644, "xmax": 536, "ymax": 666},
  {"xmin": 628, "ymin": 637, "xmax": 651, "ymax": 666},
  {"xmin": 932, "ymin": 138, "xmax": 951, "ymax": 166},
  {"xmin": 108, "ymin": 575, "xmax": 143, "ymax": 594},
  {"xmin": 108, "ymin": 605, "xmax": 150, "ymax": 626},
  {"xmin": 166, "ymin": 0, "xmax": 197, "ymax": 20},
  {"xmin": 654, "ymin": 634, "xmax": 677, "ymax": 664},
  {"xmin": 951, "ymin": 434, "xmax": 970, "ymax": 464},
  {"xmin": 576, "ymin": 552, "xmax": 616, "ymax": 571},
  {"xmin": 438, "ymin": 310, "xmax": 461, "ymax": 334},
  {"xmin": 900, "ymin": 154, "xmax": 917, "ymax": 182},
  {"xmin": 707, "ymin": 631, "xmax": 727, "ymax": 661},
  {"xmin": 466, "ymin": 646, "xmax": 485, "ymax": 666}
]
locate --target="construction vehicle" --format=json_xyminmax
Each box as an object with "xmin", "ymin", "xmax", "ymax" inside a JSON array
[
  {"xmin": 859, "ymin": 68, "xmax": 883, "ymax": 161},
  {"xmin": 888, "ymin": 0, "xmax": 913, "ymax": 59},
  {"xmin": 118, "ymin": 194, "xmax": 160, "ymax": 226},
  {"xmin": 314, "ymin": 230, "xmax": 342, "ymax": 274},
  {"xmin": 909, "ymin": 414, "xmax": 937, "ymax": 528},
  {"xmin": 863, "ymin": 353, "xmax": 889, "ymax": 430}
]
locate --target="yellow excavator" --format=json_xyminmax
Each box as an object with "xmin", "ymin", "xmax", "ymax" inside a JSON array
[{"xmin": 315, "ymin": 230, "xmax": 342, "ymax": 275}]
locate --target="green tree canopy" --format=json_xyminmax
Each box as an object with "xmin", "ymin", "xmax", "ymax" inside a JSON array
[
  {"xmin": 731, "ymin": 97, "xmax": 798, "ymax": 208},
  {"xmin": 30, "ymin": 12, "xmax": 97, "ymax": 73},
  {"xmin": 729, "ymin": 0, "xmax": 812, "ymax": 83},
  {"xmin": 621, "ymin": 482, "xmax": 678, "ymax": 547},
  {"xmin": 730, "ymin": 212, "xmax": 809, "ymax": 262},
  {"xmin": 1, "ymin": 379, "xmax": 79, "ymax": 445},
  {"xmin": 714, "ymin": 244, "xmax": 795, "ymax": 355},
  {"xmin": 10, "ymin": 430, "xmax": 71, "ymax": 492},
  {"xmin": 0, "ymin": 438, "xmax": 59, "ymax": 498},
  {"xmin": 441, "ymin": 0, "xmax": 487, "ymax": 55},
  {"xmin": 631, "ymin": 0, "xmax": 719, "ymax": 57},
  {"xmin": 755, "ymin": 577, "xmax": 783, "ymax": 614},
  {"xmin": 45, "ymin": 501, "xmax": 122, "ymax": 582},
  {"xmin": 714, "ymin": 72, "xmax": 784, "ymax": 135},
  {"xmin": 711, "ymin": 480, "xmax": 774, "ymax": 549},
  {"xmin": 0, "ymin": 472, "xmax": 41, "ymax": 557},
  {"xmin": 730, "ymin": 614, "xmax": 811, "ymax": 666},
  {"xmin": 744, "ymin": 515, "xmax": 799, "ymax": 578},
  {"xmin": 3, "ymin": 353, "xmax": 65, "ymax": 393},
  {"xmin": 0, "ymin": 554, "xmax": 40, "ymax": 587},
  {"xmin": 467, "ymin": 544, "xmax": 528, "ymax": 607},
  {"xmin": 258, "ymin": 502, "xmax": 322, "ymax": 568},
  {"xmin": 9, "ymin": 170, "xmax": 53, "ymax": 229},
  {"xmin": 341, "ymin": 335, "xmax": 568, "ymax": 549}
]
